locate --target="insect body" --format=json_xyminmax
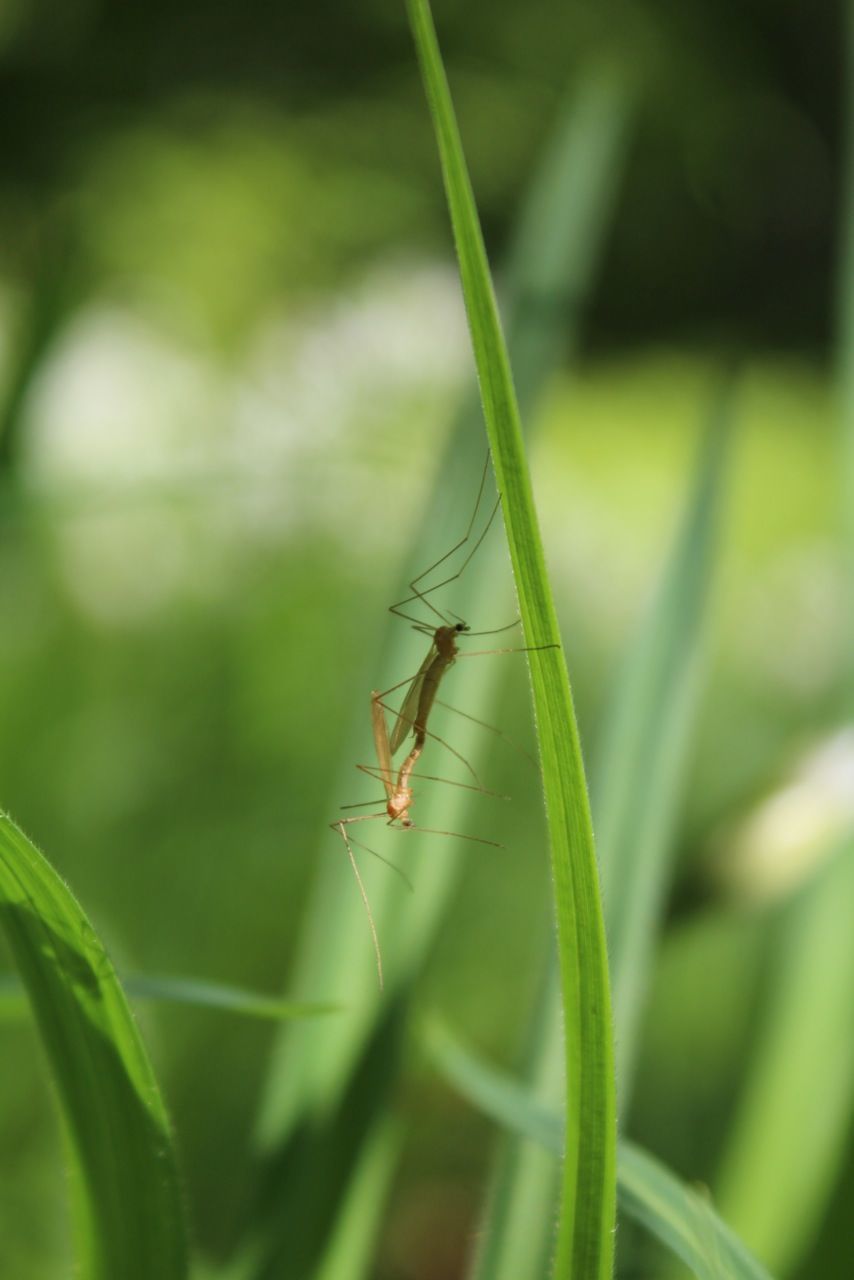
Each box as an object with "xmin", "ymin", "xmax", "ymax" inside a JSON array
[
  {"xmin": 331, "ymin": 455, "xmax": 549, "ymax": 987},
  {"xmin": 389, "ymin": 622, "xmax": 468, "ymax": 755},
  {"xmin": 371, "ymin": 688, "xmax": 419, "ymax": 826}
]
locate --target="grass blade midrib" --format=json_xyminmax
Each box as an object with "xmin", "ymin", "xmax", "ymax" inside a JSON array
[{"xmin": 407, "ymin": 2, "xmax": 616, "ymax": 1274}]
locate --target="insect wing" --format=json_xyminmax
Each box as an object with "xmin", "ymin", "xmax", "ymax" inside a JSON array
[
  {"xmin": 370, "ymin": 692, "xmax": 395, "ymax": 801},
  {"xmin": 390, "ymin": 645, "xmax": 436, "ymax": 755}
]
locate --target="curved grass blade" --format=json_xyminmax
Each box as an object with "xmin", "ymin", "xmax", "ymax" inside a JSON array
[
  {"xmin": 246, "ymin": 58, "xmax": 630, "ymax": 1280},
  {"xmin": 253, "ymin": 74, "xmax": 629, "ymax": 1141},
  {"xmin": 471, "ymin": 377, "xmax": 734, "ymax": 1279},
  {"xmin": 715, "ymin": 835, "xmax": 854, "ymax": 1273},
  {"xmin": 618, "ymin": 1144, "xmax": 773, "ymax": 1280},
  {"xmin": 469, "ymin": 963, "xmax": 564, "ymax": 1280},
  {"xmin": 312, "ymin": 1112, "xmax": 404, "ymax": 1280},
  {"xmin": 426, "ymin": 1022, "xmax": 773, "ymax": 1280},
  {"xmin": 595, "ymin": 377, "xmax": 734, "ymax": 1109},
  {"xmin": 0, "ymin": 971, "xmax": 339, "ymax": 1023},
  {"xmin": 0, "ymin": 810, "xmax": 187, "ymax": 1280},
  {"xmin": 124, "ymin": 975, "xmax": 339, "ymax": 1022},
  {"xmin": 408, "ymin": 1, "xmax": 616, "ymax": 1273}
]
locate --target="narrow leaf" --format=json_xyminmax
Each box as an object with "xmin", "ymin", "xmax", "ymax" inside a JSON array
[
  {"xmin": 426, "ymin": 1022, "xmax": 773, "ymax": 1280},
  {"xmin": 125, "ymin": 974, "xmax": 339, "ymax": 1022},
  {"xmin": 313, "ymin": 1113, "xmax": 404, "ymax": 1280},
  {"xmin": 247, "ymin": 46, "xmax": 629, "ymax": 1280},
  {"xmin": 407, "ymin": 2, "xmax": 617, "ymax": 1275},
  {"xmin": 469, "ymin": 964, "xmax": 564, "ymax": 1280},
  {"xmin": 595, "ymin": 377, "xmax": 734, "ymax": 1107},
  {"xmin": 0, "ymin": 810, "xmax": 187, "ymax": 1279},
  {"xmin": 0, "ymin": 971, "xmax": 338, "ymax": 1023},
  {"xmin": 472, "ymin": 377, "xmax": 733, "ymax": 1279},
  {"xmin": 619, "ymin": 1144, "xmax": 772, "ymax": 1280},
  {"xmin": 715, "ymin": 836, "xmax": 854, "ymax": 1272}
]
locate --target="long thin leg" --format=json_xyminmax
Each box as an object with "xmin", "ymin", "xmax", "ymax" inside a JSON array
[
  {"xmin": 357, "ymin": 761, "xmax": 508, "ymax": 799},
  {"xmin": 340, "ymin": 816, "xmax": 505, "ymax": 850},
  {"xmin": 389, "ymin": 496, "xmax": 501, "ymax": 628},
  {"xmin": 373, "ymin": 694, "xmax": 482, "ymax": 784},
  {"xmin": 332, "ymin": 799, "xmax": 502, "ymax": 989},
  {"xmin": 388, "ymin": 454, "xmax": 500, "ymax": 628},
  {"xmin": 397, "ymin": 455, "xmax": 488, "ymax": 598},
  {"xmin": 340, "ymin": 796, "xmax": 392, "ymax": 810},
  {"xmin": 392, "ymin": 495, "xmax": 501, "ymax": 624},
  {"xmin": 374, "ymin": 645, "xmax": 540, "ymax": 773},
  {"xmin": 399, "ymin": 824, "xmax": 504, "ymax": 850},
  {"xmin": 335, "ymin": 809, "xmax": 391, "ymax": 824},
  {"xmin": 330, "ymin": 820, "xmax": 384, "ymax": 989},
  {"xmin": 464, "ymin": 619, "xmax": 523, "ymax": 637},
  {"xmin": 456, "ymin": 643, "xmax": 560, "ymax": 658},
  {"xmin": 432, "ymin": 697, "xmax": 538, "ymax": 768},
  {"xmin": 334, "ymin": 810, "xmax": 415, "ymax": 887},
  {"xmin": 373, "ymin": 636, "xmax": 546, "ymax": 723},
  {"xmin": 376, "ymin": 669, "xmax": 436, "ymax": 702},
  {"xmin": 342, "ymin": 828, "xmax": 414, "ymax": 891}
]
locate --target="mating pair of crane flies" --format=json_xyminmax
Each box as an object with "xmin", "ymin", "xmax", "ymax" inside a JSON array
[{"xmin": 331, "ymin": 458, "xmax": 549, "ymax": 987}]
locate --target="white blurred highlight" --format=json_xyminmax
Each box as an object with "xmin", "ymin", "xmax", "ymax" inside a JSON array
[
  {"xmin": 18, "ymin": 261, "xmax": 466, "ymax": 622},
  {"xmin": 719, "ymin": 729, "xmax": 854, "ymax": 901}
]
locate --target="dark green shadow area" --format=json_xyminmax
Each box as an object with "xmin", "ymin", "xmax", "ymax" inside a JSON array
[{"xmin": 245, "ymin": 990, "xmax": 407, "ymax": 1280}]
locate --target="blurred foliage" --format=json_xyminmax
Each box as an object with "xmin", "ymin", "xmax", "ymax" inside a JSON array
[{"xmin": 0, "ymin": 1, "xmax": 852, "ymax": 1279}]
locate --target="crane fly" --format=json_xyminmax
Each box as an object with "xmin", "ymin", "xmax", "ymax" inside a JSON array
[{"xmin": 334, "ymin": 454, "xmax": 555, "ymax": 986}]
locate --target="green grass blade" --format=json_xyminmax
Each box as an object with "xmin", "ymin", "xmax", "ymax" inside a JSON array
[
  {"xmin": 407, "ymin": 2, "xmax": 616, "ymax": 1274},
  {"xmin": 312, "ymin": 1113, "xmax": 404, "ymax": 1280},
  {"xmin": 715, "ymin": 836, "xmax": 854, "ymax": 1273},
  {"xmin": 0, "ymin": 810, "xmax": 187, "ymax": 1279},
  {"xmin": 468, "ymin": 964, "xmax": 564, "ymax": 1280},
  {"xmin": 255, "ymin": 56, "xmax": 628, "ymax": 1146},
  {"xmin": 427, "ymin": 1023, "xmax": 773, "ymax": 1280},
  {"xmin": 0, "ymin": 971, "xmax": 338, "ymax": 1022},
  {"xmin": 124, "ymin": 975, "xmax": 339, "ymax": 1021},
  {"xmin": 618, "ymin": 1144, "xmax": 773, "ymax": 1280},
  {"xmin": 501, "ymin": 67, "xmax": 631, "ymax": 410},
  {"xmin": 471, "ymin": 380, "xmax": 733, "ymax": 1278},
  {"xmin": 251, "ymin": 33, "xmax": 627, "ymax": 1202},
  {"xmin": 595, "ymin": 377, "xmax": 733, "ymax": 1108},
  {"xmin": 244, "ymin": 46, "xmax": 629, "ymax": 1280},
  {"xmin": 254, "ymin": 71, "xmax": 630, "ymax": 1168},
  {"xmin": 426, "ymin": 1019, "xmax": 563, "ymax": 1155}
]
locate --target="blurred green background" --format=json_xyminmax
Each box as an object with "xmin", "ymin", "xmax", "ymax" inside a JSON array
[{"xmin": 0, "ymin": 1, "xmax": 851, "ymax": 1278}]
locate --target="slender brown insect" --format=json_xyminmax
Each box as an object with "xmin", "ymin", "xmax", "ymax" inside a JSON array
[{"xmin": 333, "ymin": 456, "xmax": 554, "ymax": 984}]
